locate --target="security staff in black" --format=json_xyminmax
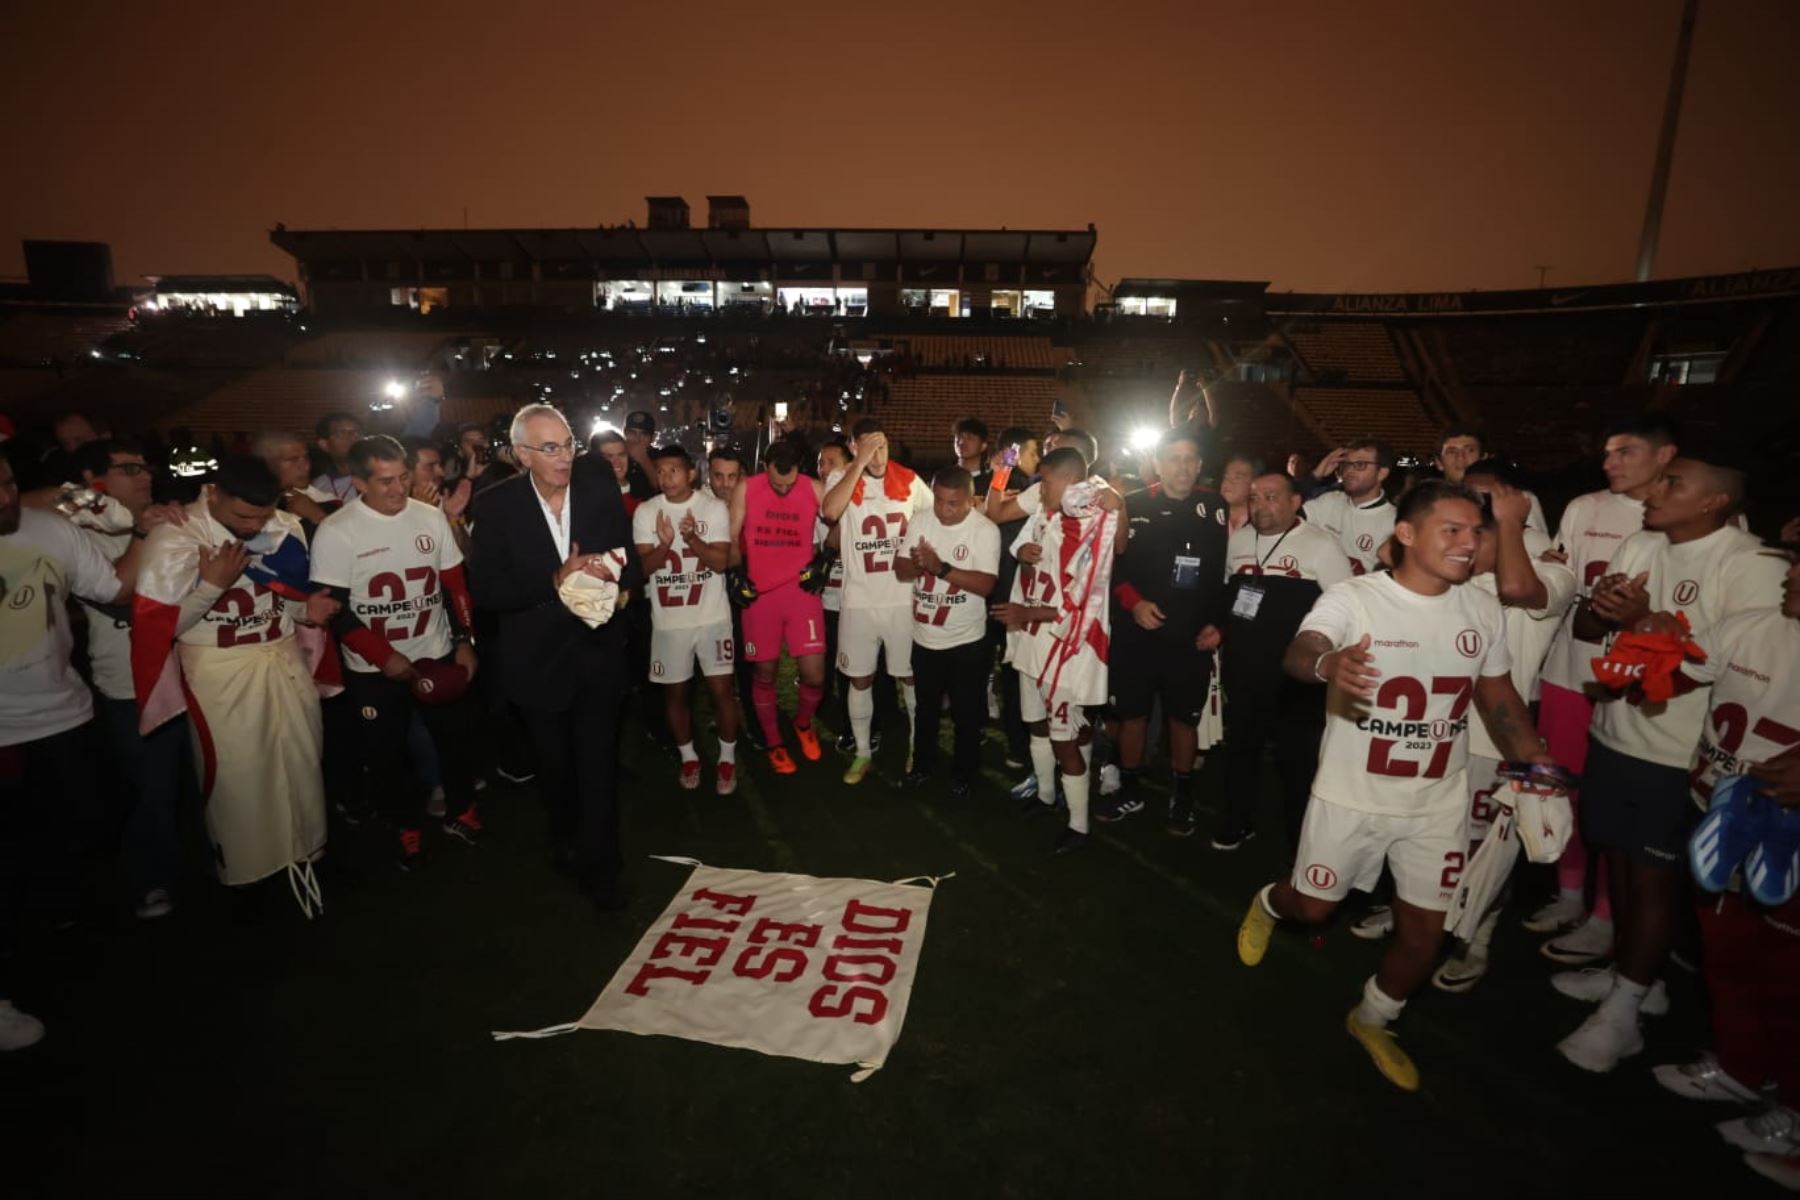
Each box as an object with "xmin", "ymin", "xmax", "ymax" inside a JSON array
[
  {"xmin": 1210, "ymin": 470, "xmax": 1353, "ymax": 851},
  {"xmin": 1098, "ymin": 426, "xmax": 1229, "ymax": 834}
]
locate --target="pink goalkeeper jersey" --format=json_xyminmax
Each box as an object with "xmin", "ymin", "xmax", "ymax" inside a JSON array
[{"xmin": 743, "ymin": 473, "xmax": 819, "ymax": 593}]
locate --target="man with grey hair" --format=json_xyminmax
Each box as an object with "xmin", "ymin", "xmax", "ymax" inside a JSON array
[{"xmin": 469, "ymin": 404, "xmax": 642, "ymax": 911}]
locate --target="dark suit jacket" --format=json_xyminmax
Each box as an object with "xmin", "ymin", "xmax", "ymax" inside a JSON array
[{"xmin": 469, "ymin": 455, "xmax": 644, "ymax": 710}]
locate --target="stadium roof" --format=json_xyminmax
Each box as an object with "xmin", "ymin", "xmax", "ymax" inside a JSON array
[
  {"xmin": 146, "ymin": 274, "xmax": 296, "ymax": 295},
  {"xmin": 270, "ymin": 226, "xmax": 1098, "ymax": 268}
]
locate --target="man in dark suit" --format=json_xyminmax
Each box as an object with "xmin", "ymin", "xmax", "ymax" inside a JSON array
[{"xmin": 469, "ymin": 404, "xmax": 643, "ymax": 911}]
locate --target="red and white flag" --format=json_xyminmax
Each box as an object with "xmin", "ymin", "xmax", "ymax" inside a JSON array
[{"xmin": 496, "ymin": 860, "xmax": 948, "ymax": 1081}]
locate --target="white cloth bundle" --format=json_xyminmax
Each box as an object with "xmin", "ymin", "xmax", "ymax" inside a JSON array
[{"xmin": 557, "ymin": 548, "xmax": 630, "ymax": 628}]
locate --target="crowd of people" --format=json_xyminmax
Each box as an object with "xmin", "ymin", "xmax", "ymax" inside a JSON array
[{"xmin": 2, "ymin": 375, "xmax": 1798, "ymax": 1189}]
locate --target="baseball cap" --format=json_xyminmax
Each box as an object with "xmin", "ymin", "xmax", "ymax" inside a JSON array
[
  {"xmin": 625, "ymin": 411, "xmax": 656, "ymax": 435},
  {"xmin": 411, "ymin": 658, "xmax": 470, "ymax": 706}
]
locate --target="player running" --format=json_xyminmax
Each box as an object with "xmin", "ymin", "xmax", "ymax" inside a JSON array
[{"xmin": 1235, "ymin": 480, "xmax": 1566, "ymax": 1091}]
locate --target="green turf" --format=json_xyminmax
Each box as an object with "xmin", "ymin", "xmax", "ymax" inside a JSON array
[{"xmin": 5, "ymin": 690, "xmax": 1784, "ymax": 1198}]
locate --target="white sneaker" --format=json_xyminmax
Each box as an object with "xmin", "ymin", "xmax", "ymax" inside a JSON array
[
  {"xmin": 1522, "ymin": 892, "xmax": 1586, "ymax": 932},
  {"xmin": 1556, "ymin": 1008, "xmax": 1644, "ymax": 1073},
  {"xmin": 1745, "ymin": 1150, "xmax": 1800, "ymax": 1192},
  {"xmin": 1549, "ymin": 966, "xmax": 1669, "ymax": 1015},
  {"xmin": 1720, "ymin": 1107, "xmax": 1800, "ymax": 1155},
  {"xmin": 426, "ymin": 785, "xmax": 447, "ymax": 819},
  {"xmin": 0, "ymin": 1000, "xmax": 46, "ymax": 1051},
  {"xmin": 1431, "ymin": 946, "xmax": 1489, "ymax": 993},
  {"xmin": 135, "ymin": 888, "xmax": 174, "ymax": 920},
  {"xmin": 1541, "ymin": 914, "xmax": 1613, "ymax": 964},
  {"xmin": 1652, "ymin": 1054, "xmax": 1761, "ymax": 1103},
  {"xmin": 1099, "ymin": 764, "xmax": 1121, "ymax": 797},
  {"xmin": 1351, "ymin": 906, "xmax": 1394, "ymax": 940}
]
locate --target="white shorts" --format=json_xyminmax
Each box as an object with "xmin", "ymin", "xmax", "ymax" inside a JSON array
[
  {"xmin": 1019, "ymin": 681, "xmax": 1090, "ymax": 742},
  {"xmin": 1292, "ymin": 796, "xmax": 1469, "ymax": 912},
  {"xmin": 837, "ymin": 604, "xmax": 914, "ymax": 678},
  {"xmin": 649, "ymin": 619, "xmax": 735, "ymax": 684},
  {"xmin": 1467, "ymin": 755, "xmax": 1504, "ymax": 843}
]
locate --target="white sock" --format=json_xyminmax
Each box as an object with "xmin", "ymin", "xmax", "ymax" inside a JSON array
[
  {"xmin": 677, "ymin": 741, "xmax": 698, "ymax": 764},
  {"xmin": 1029, "ymin": 736, "xmax": 1057, "ymax": 805},
  {"xmin": 1600, "ymin": 973, "xmax": 1648, "ymax": 1022},
  {"xmin": 1064, "ymin": 770, "xmax": 1090, "ymax": 834},
  {"xmin": 900, "ymin": 681, "xmax": 917, "ymax": 752},
  {"xmin": 848, "ymin": 687, "xmax": 875, "ymax": 759},
  {"xmin": 1357, "ymin": 976, "xmax": 1406, "ymax": 1029},
  {"xmin": 1471, "ymin": 906, "xmax": 1501, "ymax": 954},
  {"xmin": 1257, "ymin": 883, "xmax": 1281, "ymax": 921},
  {"xmin": 718, "ymin": 739, "xmax": 736, "ymax": 765}
]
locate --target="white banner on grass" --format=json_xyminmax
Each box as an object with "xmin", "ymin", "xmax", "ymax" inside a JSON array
[{"xmin": 496, "ymin": 860, "xmax": 947, "ymax": 1081}]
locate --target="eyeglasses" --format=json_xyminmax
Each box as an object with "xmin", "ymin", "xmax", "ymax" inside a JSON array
[
  {"xmin": 1336, "ymin": 460, "xmax": 1378, "ymax": 472},
  {"xmin": 108, "ymin": 462, "xmax": 150, "ymax": 476},
  {"xmin": 523, "ymin": 440, "xmax": 577, "ymax": 458}
]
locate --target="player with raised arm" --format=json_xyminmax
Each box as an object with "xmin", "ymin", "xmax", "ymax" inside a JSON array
[
  {"xmin": 820, "ymin": 417, "xmax": 933, "ymax": 785},
  {"xmin": 1306, "ymin": 437, "xmax": 1396, "ymax": 575},
  {"xmin": 1235, "ymin": 480, "xmax": 1565, "ymax": 1091}
]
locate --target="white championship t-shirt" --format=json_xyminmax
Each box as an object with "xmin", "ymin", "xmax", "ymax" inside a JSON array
[
  {"xmin": 311, "ymin": 498, "xmax": 462, "ymax": 672},
  {"xmin": 899, "ymin": 509, "xmax": 1001, "ymax": 650},
  {"xmin": 1299, "ymin": 572, "xmax": 1512, "ymax": 815},
  {"xmin": 1589, "ymin": 525, "xmax": 1788, "ymax": 768},
  {"xmin": 1304, "ymin": 490, "xmax": 1396, "ymax": 575},
  {"xmin": 1466, "ymin": 533, "xmax": 1578, "ymax": 758},
  {"xmin": 1004, "ymin": 509, "xmax": 1112, "ymax": 704},
  {"xmin": 632, "ymin": 491, "xmax": 730, "ymax": 630},
  {"xmin": 1225, "ymin": 519, "xmax": 1353, "ymax": 587},
  {"xmin": 1538, "ymin": 489, "xmax": 1644, "ymax": 693},
  {"xmin": 0, "ymin": 509, "xmax": 123, "ymax": 745},
  {"xmin": 827, "ymin": 466, "xmax": 932, "ymax": 610},
  {"xmin": 1685, "ymin": 607, "xmax": 1800, "ymax": 809}
]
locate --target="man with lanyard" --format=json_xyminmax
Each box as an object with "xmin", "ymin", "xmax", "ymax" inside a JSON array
[
  {"xmin": 1211, "ymin": 470, "xmax": 1351, "ymax": 851},
  {"xmin": 1097, "ymin": 427, "xmax": 1229, "ymax": 835}
]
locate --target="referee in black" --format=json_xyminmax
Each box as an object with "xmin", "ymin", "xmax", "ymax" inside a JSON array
[{"xmin": 1098, "ymin": 426, "xmax": 1229, "ymax": 836}]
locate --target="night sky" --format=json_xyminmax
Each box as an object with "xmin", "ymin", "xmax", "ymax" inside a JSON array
[{"xmin": 3, "ymin": 0, "xmax": 1797, "ymax": 294}]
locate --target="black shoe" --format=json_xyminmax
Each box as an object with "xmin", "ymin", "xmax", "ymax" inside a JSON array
[
  {"xmin": 835, "ymin": 730, "xmax": 857, "ymax": 754},
  {"xmin": 495, "ymin": 765, "xmax": 536, "ymax": 784},
  {"xmin": 333, "ymin": 797, "xmax": 370, "ymax": 826},
  {"xmin": 1209, "ymin": 823, "xmax": 1255, "ymax": 851},
  {"xmin": 1053, "ymin": 827, "xmax": 1090, "ymax": 855},
  {"xmin": 1094, "ymin": 793, "xmax": 1145, "ymax": 824},
  {"xmin": 396, "ymin": 829, "xmax": 425, "ymax": 872},
  {"xmin": 894, "ymin": 770, "xmax": 930, "ymax": 790},
  {"xmin": 949, "ymin": 779, "xmax": 971, "ymax": 801},
  {"xmin": 442, "ymin": 807, "xmax": 486, "ymax": 846},
  {"xmin": 551, "ymin": 848, "xmax": 578, "ymax": 879},
  {"xmin": 1166, "ymin": 796, "xmax": 1197, "ymax": 838}
]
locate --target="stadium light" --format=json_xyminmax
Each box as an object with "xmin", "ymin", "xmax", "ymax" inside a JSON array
[{"xmin": 1130, "ymin": 426, "xmax": 1160, "ymax": 452}]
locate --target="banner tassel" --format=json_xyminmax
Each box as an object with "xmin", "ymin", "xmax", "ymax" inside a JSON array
[
  {"xmin": 490, "ymin": 1023, "xmax": 581, "ymax": 1041},
  {"xmin": 891, "ymin": 872, "xmax": 956, "ymax": 889}
]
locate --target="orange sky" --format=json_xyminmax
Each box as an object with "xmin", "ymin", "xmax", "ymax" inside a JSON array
[{"xmin": 3, "ymin": 0, "xmax": 1797, "ymax": 294}]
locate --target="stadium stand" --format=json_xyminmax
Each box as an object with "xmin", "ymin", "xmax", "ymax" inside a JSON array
[
  {"xmin": 879, "ymin": 375, "xmax": 1060, "ymax": 456},
  {"xmin": 1282, "ymin": 322, "xmax": 1408, "ymax": 383},
  {"xmin": 1290, "ymin": 386, "xmax": 1440, "ymax": 456},
  {"xmin": 897, "ymin": 334, "xmax": 1070, "ymax": 371},
  {"xmin": 0, "ymin": 310, "xmax": 133, "ymax": 367}
]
